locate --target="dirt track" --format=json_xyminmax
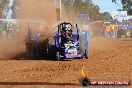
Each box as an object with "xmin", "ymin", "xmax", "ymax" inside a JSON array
[{"xmin": 0, "ymin": 37, "xmax": 132, "ymax": 88}]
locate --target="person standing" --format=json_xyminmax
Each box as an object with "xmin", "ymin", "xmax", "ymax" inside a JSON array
[
  {"xmin": 2, "ymin": 30, "xmax": 6, "ymax": 39},
  {"xmin": 111, "ymin": 24, "xmax": 115, "ymax": 38},
  {"xmin": 113, "ymin": 25, "xmax": 118, "ymax": 39},
  {"xmin": 104, "ymin": 24, "xmax": 111, "ymax": 38}
]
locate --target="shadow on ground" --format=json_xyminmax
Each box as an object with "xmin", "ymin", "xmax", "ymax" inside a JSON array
[
  {"xmin": 0, "ymin": 82, "xmax": 79, "ymax": 86},
  {"xmin": 0, "ymin": 52, "xmax": 72, "ymax": 61}
]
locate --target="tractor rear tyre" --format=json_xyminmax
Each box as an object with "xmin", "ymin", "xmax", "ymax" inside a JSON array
[
  {"xmin": 79, "ymin": 34, "xmax": 85, "ymax": 54},
  {"xmin": 79, "ymin": 33, "xmax": 88, "ymax": 59},
  {"xmin": 25, "ymin": 42, "xmax": 34, "ymax": 58},
  {"xmin": 125, "ymin": 29, "xmax": 132, "ymax": 38},
  {"xmin": 47, "ymin": 37, "xmax": 56, "ymax": 59}
]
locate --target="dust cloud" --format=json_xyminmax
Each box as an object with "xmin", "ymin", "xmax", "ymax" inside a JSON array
[
  {"xmin": 0, "ymin": 0, "xmax": 65, "ymax": 58},
  {"xmin": 15, "ymin": 0, "xmax": 60, "ymax": 34}
]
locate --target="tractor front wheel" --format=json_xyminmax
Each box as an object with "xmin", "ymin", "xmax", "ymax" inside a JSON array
[
  {"xmin": 79, "ymin": 33, "xmax": 88, "ymax": 59},
  {"xmin": 25, "ymin": 42, "xmax": 34, "ymax": 58}
]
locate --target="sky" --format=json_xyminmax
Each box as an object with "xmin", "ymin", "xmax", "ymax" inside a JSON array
[{"xmin": 92, "ymin": 0, "xmax": 123, "ymax": 15}]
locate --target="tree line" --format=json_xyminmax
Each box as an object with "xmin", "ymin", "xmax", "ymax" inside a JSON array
[
  {"xmin": 112, "ymin": 0, "xmax": 132, "ymax": 15},
  {"xmin": 62, "ymin": 0, "xmax": 112, "ymax": 21},
  {"xmin": 0, "ymin": 0, "xmax": 131, "ymax": 19}
]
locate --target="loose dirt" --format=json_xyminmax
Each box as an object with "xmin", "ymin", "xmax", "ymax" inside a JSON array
[{"xmin": 0, "ymin": 37, "xmax": 132, "ymax": 88}]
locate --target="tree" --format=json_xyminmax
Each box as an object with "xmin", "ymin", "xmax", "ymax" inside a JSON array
[
  {"xmin": 0, "ymin": 0, "xmax": 8, "ymax": 18},
  {"xmin": 112, "ymin": 0, "xmax": 132, "ymax": 15},
  {"xmin": 112, "ymin": 0, "xmax": 132, "ymax": 10},
  {"xmin": 62, "ymin": 0, "xmax": 112, "ymax": 21},
  {"xmin": 102, "ymin": 12, "xmax": 112, "ymax": 20}
]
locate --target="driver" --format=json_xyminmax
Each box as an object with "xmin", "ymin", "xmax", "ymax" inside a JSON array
[
  {"xmin": 63, "ymin": 24, "xmax": 72, "ymax": 35},
  {"xmin": 63, "ymin": 24, "xmax": 73, "ymax": 42}
]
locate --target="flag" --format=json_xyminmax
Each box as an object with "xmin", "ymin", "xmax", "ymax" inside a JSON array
[{"xmin": 81, "ymin": 67, "xmax": 88, "ymax": 77}]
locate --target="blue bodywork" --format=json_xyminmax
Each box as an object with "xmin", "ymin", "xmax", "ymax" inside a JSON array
[
  {"xmin": 121, "ymin": 25, "xmax": 132, "ymax": 30},
  {"xmin": 25, "ymin": 22, "xmax": 89, "ymax": 59},
  {"xmin": 54, "ymin": 31, "xmax": 88, "ymax": 59},
  {"xmin": 117, "ymin": 20, "xmax": 132, "ymax": 38}
]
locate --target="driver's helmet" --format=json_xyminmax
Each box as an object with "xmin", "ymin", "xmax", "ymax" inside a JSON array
[
  {"xmin": 63, "ymin": 24, "xmax": 68, "ymax": 29},
  {"xmin": 65, "ymin": 25, "xmax": 69, "ymax": 28},
  {"xmin": 64, "ymin": 24, "xmax": 71, "ymax": 32}
]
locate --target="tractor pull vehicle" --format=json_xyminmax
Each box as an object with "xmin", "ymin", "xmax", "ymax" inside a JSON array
[
  {"xmin": 117, "ymin": 20, "xmax": 132, "ymax": 38},
  {"xmin": 25, "ymin": 22, "xmax": 88, "ymax": 60}
]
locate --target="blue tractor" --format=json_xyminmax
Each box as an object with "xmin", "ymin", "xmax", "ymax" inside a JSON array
[
  {"xmin": 47, "ymin": 22, "xmax": 88, "ymax": 60},
  {"xmin": 117, "ymin": 19, "xmax": 132, "ymax": 38},
  {"xmin": 25, "ymin": 22, "xmax": 88, "ymax": 60}
]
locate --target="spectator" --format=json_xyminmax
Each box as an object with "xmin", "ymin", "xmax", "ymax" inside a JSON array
[
  {"xmin": 2, "ymin": 30, "xmax": 6, "ymax": 39},
  {"xmin": 104, "ymin": 25, "xmax": 111, "ymax": 38}
]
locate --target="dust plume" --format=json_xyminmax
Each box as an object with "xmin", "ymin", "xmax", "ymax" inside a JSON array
[
  {"xmin": 15, "ymin": 0, "xmax": 59, "ymax": 31},
  {"xmin": 0, "ymin": 0, "xmax": 61, "ymax": 59}
]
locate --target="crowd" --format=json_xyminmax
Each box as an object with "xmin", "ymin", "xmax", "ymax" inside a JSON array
[
  {"xmin": 86, "ymin": 21, "xmax": 119, "ymax": 39},
  {"xmin": 103, "ymin": 24, "xmax": 118, "ymax": 39},
  {"xmin": 0, "ymin": 21, "xmax": 19, "ymax": 39}
]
